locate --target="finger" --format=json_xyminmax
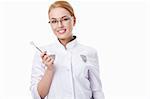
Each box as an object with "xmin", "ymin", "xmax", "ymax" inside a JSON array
[
  {"xmin": 42, "ymin": 56, "xmax": 49, "ymax": 64},
  {"xmin": 45, "ymin": 57, "xmax": 51, "ymax": 63},
  {"xmin": 50, "ymin": 58, "xmax": 54, "ymax": 64},
  {"xmin": 42, "ymin": 57, "xmax": 48, "ymax": 64},
  {"xmin": 40, "ymin": 51, "xmax": 47, "ymax": 58},
  {"xmin": 42, "ymin": 60, "xmax": 45, "ymax": 64},
  {"xmin": 41, "ymin": 51, "xmax": 46, "ymax": 57},
  {"xmin": 43, "ymin": 54, "xmax": 49, "ymax": 61},
  {"xmin": 45, "ymin": 57, "xmax": 53, "ymax": 64},
  {"xmin": 43, "ymin": 55, "xmax": 52, "ymax": 65}
]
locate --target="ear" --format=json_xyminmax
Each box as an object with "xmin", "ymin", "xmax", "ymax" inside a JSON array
[{"xmin": 73, "ymin": 17, "xmax": 76, "ymax": 26}]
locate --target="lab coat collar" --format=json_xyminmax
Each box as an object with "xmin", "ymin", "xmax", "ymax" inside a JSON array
[{"xmin": 56, "ymin": 36, "xmax": 78, "ymax": 50}]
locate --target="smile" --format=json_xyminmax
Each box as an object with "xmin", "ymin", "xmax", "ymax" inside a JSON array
[{"xmin": 57, "ymin": 29, "xmax": 66, "ymax": 34}]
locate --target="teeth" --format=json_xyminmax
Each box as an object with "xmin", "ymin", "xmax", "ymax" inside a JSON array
[{"xmin": 58, "ymin": 29, "xmax": 65, "ymax": 34}]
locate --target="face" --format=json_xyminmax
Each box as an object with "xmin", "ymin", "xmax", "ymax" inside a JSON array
[{"xmin": 49, "ymin": 7, "xmax": 75, "ymax": 40}]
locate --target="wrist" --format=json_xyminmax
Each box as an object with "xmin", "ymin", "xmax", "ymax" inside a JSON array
[{"xmin": 46, "ymin": 65, "xmax": 54, "ymax": 71}]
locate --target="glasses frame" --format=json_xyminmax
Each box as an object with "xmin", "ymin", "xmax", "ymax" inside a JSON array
[{"xmin": 48, "ymin": 15, "xmax": 73, "ymax": 26}]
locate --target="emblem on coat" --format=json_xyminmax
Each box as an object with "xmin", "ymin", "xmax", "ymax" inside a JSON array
[{"xmin": 80, "ymin": 55, "xmax": 87, "ymax": 63}]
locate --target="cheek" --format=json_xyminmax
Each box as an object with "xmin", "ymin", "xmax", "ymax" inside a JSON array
[
  {"xmin": 51, "ymin": 25, "xmax": 57, "ymax": 33},
  {"xmin": 66, "ymin": 22, "xmax": 74, "ymax": 31}
]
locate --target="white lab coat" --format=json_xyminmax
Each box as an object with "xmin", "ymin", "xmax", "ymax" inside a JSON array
[{"xmin": 30, "ymin": 36, "xmax": 104, "ymax": 99}]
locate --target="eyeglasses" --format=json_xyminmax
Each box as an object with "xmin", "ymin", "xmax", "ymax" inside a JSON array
[{"xmin": 48, "ymin": 16, "xmax": 72, "ymax": 26}]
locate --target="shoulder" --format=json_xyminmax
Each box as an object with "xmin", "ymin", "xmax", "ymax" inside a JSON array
[
  {"xmin": 77, "ymin": 43, "xmax": 99, "ymax": 66},
  {"xmin": 77, "ymin": 43, "xmax": 98, "ymax": 55}
]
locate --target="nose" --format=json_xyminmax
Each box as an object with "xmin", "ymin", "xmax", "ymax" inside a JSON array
[{"xmin": 58, "ymin": 21, "xmax": 63, "ymax": 28}]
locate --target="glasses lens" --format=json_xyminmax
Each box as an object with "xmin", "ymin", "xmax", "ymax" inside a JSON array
[{"xmin": 49, "ymin": 16, "xmax": 71, "ymax": 25}]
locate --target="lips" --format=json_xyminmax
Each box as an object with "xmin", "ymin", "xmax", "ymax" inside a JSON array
[{"xmin": 57, "ymin": 29, "xmax": 66, "ymax": 34}]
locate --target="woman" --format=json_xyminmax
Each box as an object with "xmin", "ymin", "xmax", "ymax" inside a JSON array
[{"xmin": 30, "ymin": 1, "xmax": 104, "ymax": 99}]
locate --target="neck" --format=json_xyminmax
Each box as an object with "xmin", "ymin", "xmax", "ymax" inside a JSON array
[{"xmin": 59, "ymin": 36, "xmax": 74, "ymax": 47}]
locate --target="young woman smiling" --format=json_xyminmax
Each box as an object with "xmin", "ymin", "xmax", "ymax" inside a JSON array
[{"xmin": 30, "ymin": 1, "xmax": 105, "ymax": 99}]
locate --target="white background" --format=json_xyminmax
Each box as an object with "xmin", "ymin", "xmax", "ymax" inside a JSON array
[{"xmin": 0, "ymin": 0, "xmax": 150, "ymax": 99}]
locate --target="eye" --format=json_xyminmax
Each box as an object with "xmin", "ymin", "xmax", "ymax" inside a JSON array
[
  {"xmin": 51, "ymin": 20, "xmax": 57, "ymax": 24},
  {"xmin": 62, "ymin": 17, "xmax": 70, "ymax": 21}
]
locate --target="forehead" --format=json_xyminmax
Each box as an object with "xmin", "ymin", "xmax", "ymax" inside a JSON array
[{"xmin": 49, "ymin": 7, "xmax": 71, "ymax": 19}]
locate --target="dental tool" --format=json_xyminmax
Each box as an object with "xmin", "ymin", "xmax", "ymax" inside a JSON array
[
  {"xmin": 30, "ymin": 41, "xmax": 43, "ymax": 53},
  {"xmin": 30, "ymin": 41, "xmax": 55, "ymax": 60}
]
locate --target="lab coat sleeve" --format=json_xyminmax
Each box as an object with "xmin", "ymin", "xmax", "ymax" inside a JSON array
[
  {"xmin": 30, "ymin": 51, "xmax": 45, "ymax": 99},
  {"xmin": 88, "ymin": 49, "xmax": 105, "ymax": 99}
]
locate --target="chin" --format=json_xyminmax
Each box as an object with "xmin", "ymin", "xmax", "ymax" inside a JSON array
[
  {"xmin": 57, "ymin": 33, "xmax": 70, "ymax": 39},
  {"xmin": 57, "ymin": 35, "xmax": 67, "ymax": 40}
]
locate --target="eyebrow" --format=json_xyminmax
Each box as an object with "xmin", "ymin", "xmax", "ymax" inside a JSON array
[{"xmin": 50, "ymin": 15, "xmax": 69, "ymax": 20}]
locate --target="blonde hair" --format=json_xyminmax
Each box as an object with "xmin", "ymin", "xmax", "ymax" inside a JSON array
[{"xmin": 48, "ymin": 0, "xmax": 76, "ymax": 24}]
